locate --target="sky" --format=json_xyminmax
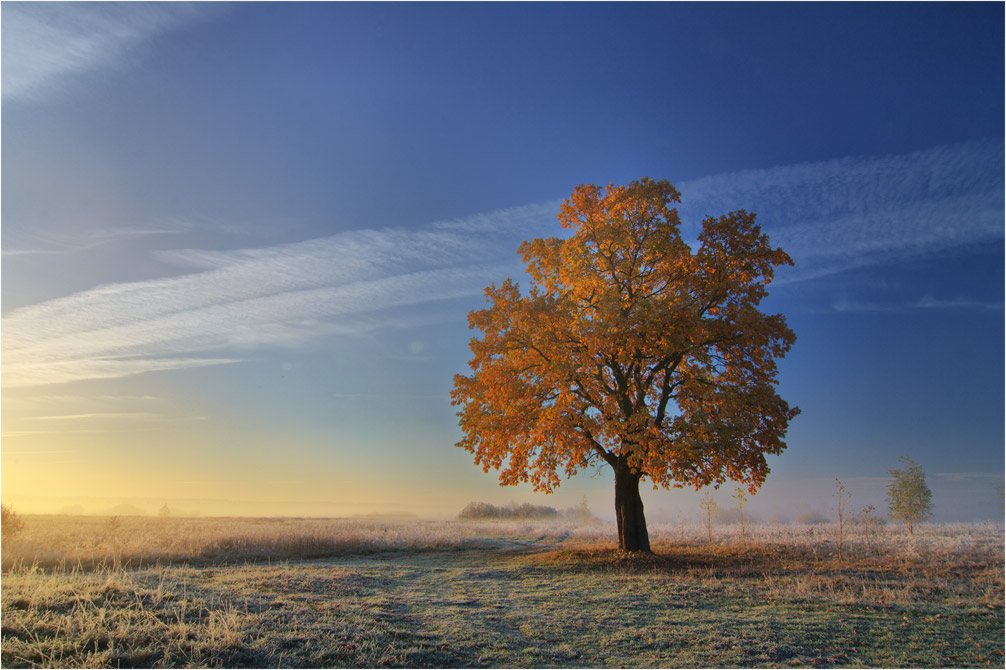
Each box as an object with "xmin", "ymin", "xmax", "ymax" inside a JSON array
[{"xmin": 2, "ymin": 2, "xmax": 1003, "ymax": 522}]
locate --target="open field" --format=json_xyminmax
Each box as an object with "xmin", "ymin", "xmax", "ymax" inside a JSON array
[{"xmin": 2, "ymin": 516, "xmax": 1003, "ymax": 668}]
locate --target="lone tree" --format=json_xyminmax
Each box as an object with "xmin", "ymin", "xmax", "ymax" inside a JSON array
[
  {"xmin": 886, "ymin": 456, "xmax": 933, "ymax": 534},
  {"xmin": 451, "ymin": 178, "xmax": 799, "ymax": 552}
]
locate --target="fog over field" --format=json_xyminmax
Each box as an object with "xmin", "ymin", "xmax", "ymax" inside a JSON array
[{"xmin": 9, "ymin": 466, "xmax": 1002, "ymax": 525}]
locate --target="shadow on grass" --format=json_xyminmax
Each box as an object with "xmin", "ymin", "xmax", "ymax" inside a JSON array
[
  {"xmin": 532, "ymin": 542, "xmax": 823, "ymax": 573},
  {"xmin": 528, "ymin": 540, "xmax": 1002, "ymax": 584}
]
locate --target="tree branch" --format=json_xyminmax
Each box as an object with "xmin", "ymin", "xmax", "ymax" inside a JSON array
[{"xmin": 581, "ymin": 428, "xmax": 616, "ymax": 467}]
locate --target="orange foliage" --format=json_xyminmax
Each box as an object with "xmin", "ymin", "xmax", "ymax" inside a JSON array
[{"xmin": 451, "ymin": 178, "xmax": 799, "ymax": 495}]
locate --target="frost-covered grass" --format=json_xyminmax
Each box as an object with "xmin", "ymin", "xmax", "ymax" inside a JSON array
[
  {"xmin": 1, "ymin": 517, "xmax": 1002, "ymax": 667},
  {"xmin": 1, "ymin": 564, "xmax": 248, "ymax": 668},
  {"xmin": 1, "ymin": 515, "xmax": 579, "ymax": 571},
  {"xmin": 4, "ymin": 514, "xmax": 1001, "ymax": 571}
]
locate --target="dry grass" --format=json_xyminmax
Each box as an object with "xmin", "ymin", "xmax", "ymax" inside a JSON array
[
  {"xmin": 535, "ymin": 536, "xmax": 1004, "ymax": 611},
  {"xmin": 1, "ymin": 564, "xmax": 248, "ymax": 668},
  {"xmin": 1, "ymin": 516, "xmax": 1002, "ymax": 668},
  {"xmin": 1, "ymin": 515, "xmax": 582, "ymax": 571},
  {"xmin": 4, "ymin": 514, "xmax": 999, "ymax": 572}
]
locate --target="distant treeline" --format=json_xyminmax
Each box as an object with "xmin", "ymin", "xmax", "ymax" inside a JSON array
[{"xmin": 458, "ymin": 499, "xmax": 596, "ymax": 523}]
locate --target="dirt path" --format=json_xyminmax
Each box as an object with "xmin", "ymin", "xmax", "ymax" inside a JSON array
[
  {"xmin": 462, "ymin": 529, "xmax": 572, "ymax": 553},
  {"xmin": 160, "ymin": 546, "xmax": 594, "ymax": 667}
]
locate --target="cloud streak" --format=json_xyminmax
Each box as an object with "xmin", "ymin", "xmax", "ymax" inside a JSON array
[
  {"xmin": 1, "ymin": 2, "xmax": 222, "ymax": 103},
  {"xmin": 675, "ymin": 139, "xmax": 1003, "ymax": 282},
  {"xmin": 2, "ymin": 205, "xmax": 555, "ymax": 388},
  {"xmin": 1, "ymin": 223, "xmax": 193, "ymax": 257},
  {"xmin": 3, "ymin": 140, "xmax": 999, "ymax": 388},
  {"xmin": 26, "ymin": 413, "xmax": 166, "ymax": 422},
  {"xmin": 934, "ymin": 472, "xmax": 1004, "ymax": 483},
  {"xmin": 832, "ymin": 294, "xmax": 1003, "ymax": 314}
]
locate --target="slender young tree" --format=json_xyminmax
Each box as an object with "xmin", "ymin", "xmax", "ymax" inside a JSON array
[
  {"xmin": 700, "ymin": 491, "xmax": 718, "ymax": 543},
  {"xmin": 452, "ymin": 178, "xmax": 799, "ymax": 552},
  {"xmin": 886, "ymin": 457, "xmax": 933, "ymax": 534},
  {"xmin": 834, "ymin": 478, "xmax": 851, "ymax": 561},
  {"xmin": 857, "ymin": 505, "xmax": 882, "ymax": 554},
  {"xmin": 732, "ymin": 486, "xmax": 748, "ymax": 542},
  {"xmin": 578, "ymin": 496, "xmax": 592, "ymax": 524}
]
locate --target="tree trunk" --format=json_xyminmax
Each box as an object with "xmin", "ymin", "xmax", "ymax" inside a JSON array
[{"xmin": 614, "ymin": 463, "xmax": 651, "ymax": 553}]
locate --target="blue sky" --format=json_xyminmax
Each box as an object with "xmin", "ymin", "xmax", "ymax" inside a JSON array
[{"xmin": 2, "ymin": 2, "xmax": 1002, "ymax": 521}]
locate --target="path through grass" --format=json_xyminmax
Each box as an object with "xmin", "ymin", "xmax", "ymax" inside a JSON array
[{"xmin": 3, "ymin": 537, "xmax": 1002, "ymax": 668}]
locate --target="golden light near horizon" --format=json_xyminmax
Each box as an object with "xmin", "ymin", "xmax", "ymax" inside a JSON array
[{"xmin": 0, "ymin": 389, "xmax": 516, "ymax": 518}]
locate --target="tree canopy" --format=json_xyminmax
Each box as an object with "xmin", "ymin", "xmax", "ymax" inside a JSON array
[
  {"xmin": 451, "ymin": 178, "xmax": 799, "ymax": 551},
  {"xmin": 886, "ymin": 456, "xmax": 933, "ymax": 534}
]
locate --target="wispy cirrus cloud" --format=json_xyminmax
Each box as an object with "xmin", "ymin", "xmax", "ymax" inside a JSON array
[
  {"xmin": 676, "ymin": 139, "xmax": 1003, "ymax": 282},
  {"xmin": 2, "ymin": 204, "xmax": 556, "ymax": 388},
  {"xmin": 4, "ymin": 411, "xmax": 206, "ymax": 437},
  {"xmin": 25, "ymin": 412, "xmax": 166, "ymax": 422},
  {"xmin": 2, "ymin": 140, "xmax": 999, "ymax": 388},
  {"xmin": 914, "ymin": 295, "xmax": 1003, "ymax": 311},
  {"xmin": 832, "ymin": 294, "xmax": 1003, "ymax": 314},
  {"xmin": 934, "ymin": 472, "xmax": 1003, "ymax": 483},
  {"xmin": 1, "ymin": 2, "xmax": 223, "ymax": 103},
  {"xmin": 1, "ymin": 222, "xmax": 193, "ymax": 257},
  {"xmin": 2, "ymin": 450, "xmax": 77, "ymax": 455}
]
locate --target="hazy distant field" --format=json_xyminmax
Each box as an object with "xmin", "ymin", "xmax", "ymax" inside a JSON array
[{"xmin": 2, "ymin": 516, "xmax": 1002, "ymax": 668}]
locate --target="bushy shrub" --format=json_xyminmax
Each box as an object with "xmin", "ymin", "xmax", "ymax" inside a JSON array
[
  {"xmin": 562, "ymin": 496, "xmax": 598, "ymax": 524},
  {"xmin": 795, "ymin": 511, "xmax": 830, "ymax": 525},
  {"xmin": 2, "ymin": 504, "xmax": 25, "ymax": 546},
  {"xmin": 459, "ymin": 499, "xmax": 599, "ymax": 523},
  {"xmin": 715, "ymin": 508, "xmax": 762, "ymax": 525},
  {"xmin": 458, "ymin": 501, "xmax": 559, "ymax": 520}
]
